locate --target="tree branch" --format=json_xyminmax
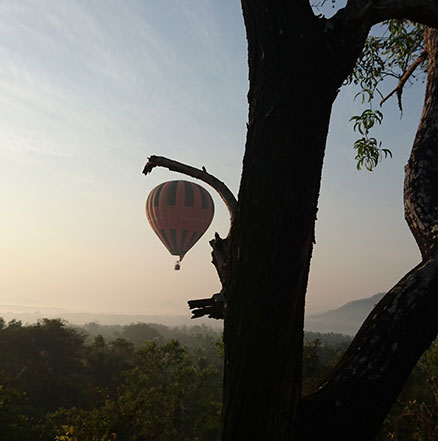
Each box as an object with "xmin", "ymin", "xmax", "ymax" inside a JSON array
[
  {"xmin": 332, "ymin": 0, "xmax": 438, "ymax": 39},
  {"xmin": 376, "ymin": 0, "xmax": 438, "ymax": 27},
  {"xmin": 380, "ymin": 49, "xmax": 427, "ymax": 110},
  {"xmin": 404, "ymin": 28, "xmax": 438, "ymax": 260},
  {"xmin": 143, "ymin": 155, "xmax": 237, "ymax": 227},
  {"xmin": 143, "ymin": 156, "xmax": 234, "ymax": 320},
  {"xmin": 298, "ymin": 256, "xmax": 438, "ymax": 441},
  {"xmin": 187, "ymin": 293, "xmax": 224, "ymax": 319}
]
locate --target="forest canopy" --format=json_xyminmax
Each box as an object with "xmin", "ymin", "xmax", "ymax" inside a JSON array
[{"xmin": 0, "ymin": 318, "xmax": 437, "ymax": 440}]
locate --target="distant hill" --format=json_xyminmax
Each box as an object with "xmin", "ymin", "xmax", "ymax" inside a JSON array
[
  {"xmin": 0, "ymin": 293, "xmax": 386, "ymax": 335},
  {"xmin": 305, "ymin": 292, "xmax": 385, "ymax": 335},
  {"xmin": 0, "ymin": 304, "xmax": 70, "ymax": 314}
]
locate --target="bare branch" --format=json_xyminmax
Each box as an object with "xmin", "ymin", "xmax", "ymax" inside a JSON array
[
  {"xmin": 380, "ymin": 50, "xmax": 428, "ymax": 110},
  {"xmin": 332, "ymin": 0, "xmax": 438, "ymax": 38},
  {"xmin": 143, "ymin": 155, "xmax": 237, "ymax": 227},
  {"xmin": 373, "ymin": 0, "xmax": 438, "ymax": 28},
  {"xmin": 144, "ymin": 156, "xmax": 233, "ymax": 321}
]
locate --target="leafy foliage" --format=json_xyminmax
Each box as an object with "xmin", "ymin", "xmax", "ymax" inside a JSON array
[
  {"xmin": 350, "ymin": 109, "xmax": 392, "ymax": 170},
  {"xmin": 0, "ymin": 318, "xmax": 223, "ymax": 441},
  {"xmin": 302, "ymin": 339, "xmax": 348, "ymax": 396},
  {"xmin": 0, "ymin": 319, "xmax": 87, "ymax": 415},
  {"xmin": 40, "ymin": 340, "xmax": 222, "ymax": 441},
  {"xmin": 347, "ymin": 20, "xmax": 425, "ymax": 170},
  {"xmin": 377, "ymin": 343, "xmax": 438, "ymax": 440},
  {"xmin": 1, "ymin": 317, "xmax": 436, "ymax": 441},
  {"xmin": 0, "ymin": 383, "xmax": 33, "ymax": 441}
]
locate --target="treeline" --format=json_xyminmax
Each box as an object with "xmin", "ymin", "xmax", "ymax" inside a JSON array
[
  {"xmin": 0, "ymin": 318, "xmax": 222, "ymax": 441},
  {"xmin": 0, "ymin": 318, "xmax": 436, "ymax": 440}
]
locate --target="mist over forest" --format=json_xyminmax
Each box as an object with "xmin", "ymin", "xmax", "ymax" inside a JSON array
[
  {"xmin": 0, "ymin": 291, "xmax": 385, "ymax": 335},
  {"xmin": 0, "ymin": 314, "xmax": 436, "ymax": 440}
]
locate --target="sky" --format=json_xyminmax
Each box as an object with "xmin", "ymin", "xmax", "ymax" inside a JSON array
[{"xmin": 0, "ymin": 0, "xmax": 425, "ymax": 317}]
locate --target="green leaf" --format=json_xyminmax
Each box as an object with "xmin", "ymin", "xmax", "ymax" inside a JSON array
[{"xmin": 348, "ymin": 19, "xmax": 424, "ymax": 170}]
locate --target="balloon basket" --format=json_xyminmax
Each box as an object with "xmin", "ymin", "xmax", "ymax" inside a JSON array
[{"xmin": 174, "ymin": 260, "xmax": 181, "ymax": 271}]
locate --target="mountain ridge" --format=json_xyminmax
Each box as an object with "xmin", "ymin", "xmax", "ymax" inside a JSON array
[
  {"xmin": 0, "ymin": 292, "xmax": 386, "ymax": 334},
  {"xmin": 305, "ymin": 292, "xmax": 385, "ymax": 335}
]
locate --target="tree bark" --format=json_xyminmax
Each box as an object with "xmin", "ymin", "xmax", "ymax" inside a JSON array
[
  {"xmin": 405, "ymin": 28, "xmax": 438, "ymax": 261},
  {"xmin": 221, "ymin": 2, "xmax": 364, "ymax": 440}
]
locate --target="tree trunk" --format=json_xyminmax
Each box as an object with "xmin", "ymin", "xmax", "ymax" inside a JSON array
[{"xmin": 221, "ymin": 3, "xmax": 364, "ymax": 440}]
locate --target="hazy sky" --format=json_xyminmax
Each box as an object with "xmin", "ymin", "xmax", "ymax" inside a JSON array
[{"xmin": 0, "ymin": 1, "xmax": 424, "ymax": 316}]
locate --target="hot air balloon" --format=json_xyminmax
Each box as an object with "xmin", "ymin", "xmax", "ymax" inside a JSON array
[{"xmin": 146, "ymin": 180, "xmax": 215, "ymax": 270}]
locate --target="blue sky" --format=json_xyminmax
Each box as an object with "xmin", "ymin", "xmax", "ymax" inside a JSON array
[{"xmin": 0, "ymin": 1, "xmax": 423, "ymax": 316}]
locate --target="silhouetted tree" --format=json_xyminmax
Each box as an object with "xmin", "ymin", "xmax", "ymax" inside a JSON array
[
  {"xmin": 0, "ymin": 319, "xmax": 86, "ymax": 415},
  {"xmin": 144, "ymin": 2, "xmax": 438, "ymax": 440}
]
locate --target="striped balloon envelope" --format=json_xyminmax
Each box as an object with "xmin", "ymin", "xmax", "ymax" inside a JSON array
[{"xmin": 146, "ymin": 180, "xmax": 215, "ymax": 268}]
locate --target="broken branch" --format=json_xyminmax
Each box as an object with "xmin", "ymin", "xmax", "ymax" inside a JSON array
[
  {"xmin": 143, "ymin": 155, "xmax": 237, "ymax": 227},
  {"xmin": 188, "ymin": 293, "xmax": 224, "ymax": 319}
]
